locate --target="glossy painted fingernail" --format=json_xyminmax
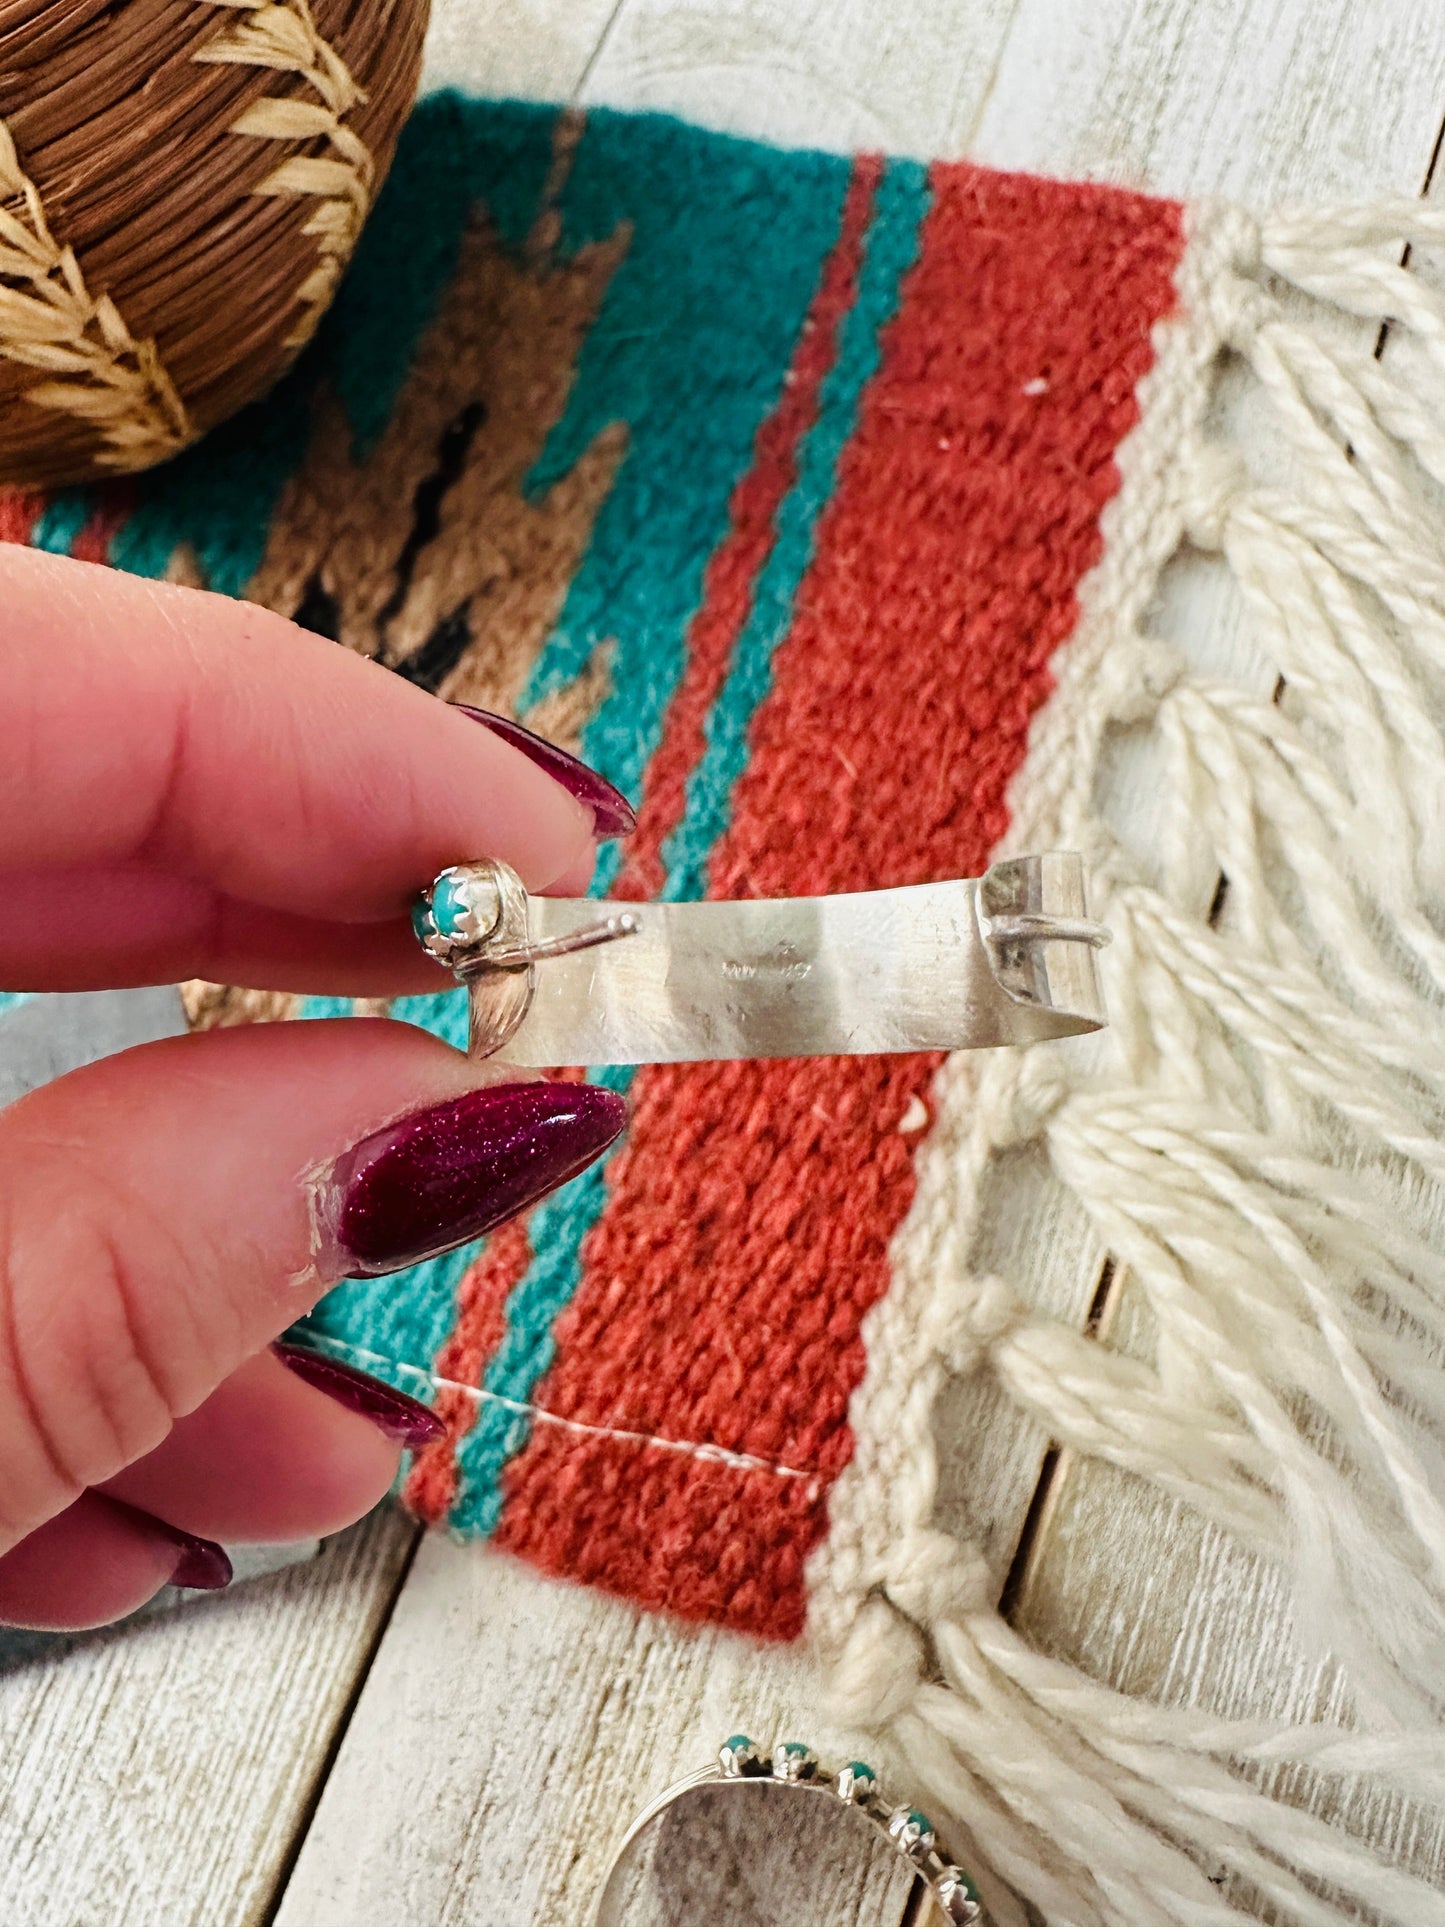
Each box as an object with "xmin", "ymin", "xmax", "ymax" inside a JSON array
[
  {"xmin": 273, "ymin": 1344, "xmax": 446, "ymax": 1450},
  {"xmin": 165, "ymin": 1530, "xmax": 233, "ymax": 1592},
  {"xmin": 454, "ymin": 705, "xmax": 637, "ymax": 840},
  {"xmin": 316, "ymin": 1080, "xmax": 628, "ymax": 1278}
]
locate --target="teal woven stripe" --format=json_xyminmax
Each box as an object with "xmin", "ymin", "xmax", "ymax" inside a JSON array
[
  {"xmin": 448, "ymin": 117, "xmax": 855, "ymax": 1535},
  {"xmin": 449, "ymin": 1060, "xmax": 635, "ymax": 1535},
  {"xmin": 110, "ymin": 95, "xmax": 561, "ymax": 596},
  {"xmin": 31, "ymin": 491, "xmax": 93, "ymax": 557},
  {"xmin": 450, "ymin": 161, "xmax": 930, "ymax": 1535},
  {"xmin": 519, "ymin": 108, "xmax": 853, "ymax": 899},
  {"xmin": 660, "ymin": 157, "xmax": 931, "ymax": 903},
  {"xmin": 290, "ymin": 1235, "xmax": 483, "ymax": 1419}
]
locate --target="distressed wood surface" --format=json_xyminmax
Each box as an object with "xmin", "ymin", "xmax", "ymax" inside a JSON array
[
  {"xmin": 273, "ymin": 1539, "xmax": 919, "ymax": 1926},
  {"xmin": 0, "ymin": 988, "xmax": 187, "ymax": 1103},
  {"xmin": 419, "ymin": 0, "xmax": 624, "ymax": 102},
  {"xmin": 6, "ymin": 3, "xmax": 1445, "ymax": 1923},
  {"xmin": 0, "ymin": 1508, "xmax": 415, "ymax": 1927}
]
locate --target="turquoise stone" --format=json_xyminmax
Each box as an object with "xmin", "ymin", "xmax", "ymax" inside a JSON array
[
  {"xmin": 846, "ymin": 1761, "xmax": 876, "ymax": 1782},
  {"xmin": 889, "ymin": 1803, "xmax": 936, "ymax": 1853},
  {"xmin": 411, "ymin": 898, "xmax": 437, "ymax": 945},
  {"xmin": 429, "ymin": 874, "xmax": 470, "ymax": 937},
  {"xmin": 719, "ymin": 1733, "xmax": 761, "ymax": 1778}
]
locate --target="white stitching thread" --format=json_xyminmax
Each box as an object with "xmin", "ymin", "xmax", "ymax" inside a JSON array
[{"xmin": 303, "ymin": 1334, "xmax": 821, "ymax": 1488}]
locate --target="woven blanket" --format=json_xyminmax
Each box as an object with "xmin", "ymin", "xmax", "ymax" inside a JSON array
[{"xmin": 12, "ymin": 95, "xmax": 1445, "ymax": 1926}]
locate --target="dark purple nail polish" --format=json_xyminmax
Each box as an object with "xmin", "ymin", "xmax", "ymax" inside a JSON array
[
  {"xmin": 166, "ymin": 1532, "xmax": 233, "ymax": 1592},
  {"xmin": 273, "ymin": 1344, "xmax": 446, "ymax": 1450},
  {"xmin": 317, "ymin": 1081, "xmax": 628, "ymax": 1278},
  {"xmin": 455, "ymin": 705, "xmax": 637, "ymax": 840}
]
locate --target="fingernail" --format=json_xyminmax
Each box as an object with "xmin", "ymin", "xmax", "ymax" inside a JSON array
[
  {"xmin": 316, "ymin": 1081, "xmax": 628, "ymax": 1277},
  {"xmin": 166, "ymin": 1531, "xmax": 233, "ymax": 1592},
  {"xmin": 273, "ymin": 1344, "xmax": 446, "ymax": 1450},
  {"xmin": 454, "ymin": 706, "xmax": 637, "ymax": 840}
]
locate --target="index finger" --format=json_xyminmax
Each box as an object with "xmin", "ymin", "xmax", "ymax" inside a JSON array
[{"xmin": 0, "ymin": 545, "xmax": 595, "ymax": 918}]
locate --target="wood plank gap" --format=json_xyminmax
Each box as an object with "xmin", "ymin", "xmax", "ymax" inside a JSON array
[
  {"xmin": 1372, "ymin": 105, "xmax": 1445, "ymax": 361},
  {"xmin": 261, "ymin": 1516, "xmax": 426, "ymax": 1927},
  {"xmin": 1082, "ymin": 1254, "xmax": 1117, "ymax": 1338},
  {"xmin": 996, "ymin": 1441, "xmax": 1063, "ymax": 1622},
  {"xmin": 573, "ymin": 0, "xmax": 633, "ymax": 102}
]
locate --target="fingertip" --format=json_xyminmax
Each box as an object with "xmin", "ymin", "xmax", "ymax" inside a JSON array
[
  {"xmin": 273, "ymin": 1344, "xmax": 445, "ymax": 1451},
  {"xmin": 1, "ymin": 548, "xmax": 602, "ymax": 918},
  {"xmin": 0, "ymin": 1493, "xmax": 190, "ymax": 1631},
  {"xmin": 543, "ymin": 843, "xmax": 600, "ymax": 898},
  {"xmin": 99, "ymin": 1349, "xmax": 406, "ymax": 1543}
]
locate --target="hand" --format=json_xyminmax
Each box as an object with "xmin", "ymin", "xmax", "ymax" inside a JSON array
[{"xmin": 0, "ymin": 545, "xmax": 630, "ymax": 1630}]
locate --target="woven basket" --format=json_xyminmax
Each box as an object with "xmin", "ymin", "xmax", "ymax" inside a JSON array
[{"xmin": 0, "ymin": 0, "xmax": 429, "ymax": 489}]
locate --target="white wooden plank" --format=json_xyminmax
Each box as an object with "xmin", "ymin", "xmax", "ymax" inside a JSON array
[
  {"xmin": 273, "ymin": 1540, "xmax": 918, "ymax": 1927},
  {"xmin": 0, "ymin": 1509, "xmax": 414, "ymax": 1927},
  {"xmin": 0, "ymin": 988, "xmax": 186, "ymax": 1104},
  {"xmin": 968, "ymin": 0, "xmax": 1445, "ymax": 201},
  {"xmin": 420, "ymin": 0, "xmax": 625, "ymax": 101},
  {"xmin": 576, "ymin": 0, "xmax": 1018, "ymax": 154}
]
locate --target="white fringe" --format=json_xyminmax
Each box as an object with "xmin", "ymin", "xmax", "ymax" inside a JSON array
[{"xmin": 809, "ymin": 198, "xmax": 1445, "ymax": 1923}]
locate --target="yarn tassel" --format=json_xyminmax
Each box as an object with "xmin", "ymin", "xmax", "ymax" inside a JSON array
[{"xmin": 813, "ymin": 200, "xmax": 1445, "ymax": 1923}]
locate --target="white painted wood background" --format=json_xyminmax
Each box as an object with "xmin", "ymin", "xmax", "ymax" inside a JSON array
[{"xmin": 4, "ymin": 2, "xmax": 1445, "ymax": 1922}]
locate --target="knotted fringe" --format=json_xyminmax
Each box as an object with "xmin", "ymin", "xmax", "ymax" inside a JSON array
[{"xmin": 810, "ymin": 199, "xmax": 1445, "ymax": 1925}]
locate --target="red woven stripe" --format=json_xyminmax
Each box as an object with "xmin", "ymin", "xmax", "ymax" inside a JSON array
[
  {"xmin": 613, "ymin": 156, "xmax": 881, "ymax": 902},
  {"xmin": 70, "ymin": 487, "xmax": 135, "ymax": 565},
  {"xmin": 497, "ymin": 166, "xmax": 1184, "ymax": 1636},
  {"xmin": 404, "ymin": 1219, "xmax": 532, "ymax": 1523},
  {"xmin": 0, "ymin": 493, "xmax": 44, "ymax": 546}
]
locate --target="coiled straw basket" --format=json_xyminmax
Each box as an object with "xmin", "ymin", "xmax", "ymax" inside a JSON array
[{"xmin": 0, "ymin": 0, "xmax": 428, "ymax": 489}]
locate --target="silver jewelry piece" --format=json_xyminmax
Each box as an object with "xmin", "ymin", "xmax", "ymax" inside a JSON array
[
  {"xmin": 412, "ymin": 852, "xmax": 1109, "ymax": 1065},
  {"xmin": 590, "ymin": 1735, "xmax": 985, "ymax": 1925}
]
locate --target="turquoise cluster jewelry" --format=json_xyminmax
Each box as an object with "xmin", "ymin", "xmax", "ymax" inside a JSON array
[{"xmin": 711, "ymin": 1736, "xmax": 982, "ymax": 1922}]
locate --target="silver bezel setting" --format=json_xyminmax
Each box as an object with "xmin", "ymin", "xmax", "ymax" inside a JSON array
[
  {"xmin": 592, "ymin": 1738, "xmax": 984, "ymax": 1925},
  {"xmin": 412, "ymin": 862, "xmax": 504, "ymax": 966},
  {"xmin": 770, "ymin": 1740, "xmax": 820, "ymax": 1784}
]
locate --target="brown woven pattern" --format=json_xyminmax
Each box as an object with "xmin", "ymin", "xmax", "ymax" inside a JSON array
[{"xmin": 0, "ymin": 0, "xmax": 427, "ymax": 488}]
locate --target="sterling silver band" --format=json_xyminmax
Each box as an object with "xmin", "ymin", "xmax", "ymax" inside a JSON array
[
  {"xmin": 590, "ymin": 1736, "xmax": 985, "ymax": 1926},
  {"xmin": 412, "ymin": 853, "xmax": 1109, "ymax": 1067}
]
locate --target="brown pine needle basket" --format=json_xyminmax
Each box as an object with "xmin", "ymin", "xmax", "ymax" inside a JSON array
[{"xmin": 0, "ymin": 0, "xmax": 429, "ymax": 489}]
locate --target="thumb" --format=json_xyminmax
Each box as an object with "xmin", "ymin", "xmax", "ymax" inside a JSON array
[{"xmin": 0, "ymin": 1018, "xmax": 625, "ymax": 1552}]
